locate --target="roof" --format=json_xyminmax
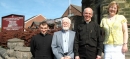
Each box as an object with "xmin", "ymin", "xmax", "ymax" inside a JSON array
[
  {"xmin": 62, "ymin": 4, "xmax": 82, "ymax": 17},
  {"xmin": 71, "ymin": 4, "xmax": 81, "ymax": 12},
  {"xmin": 24, "ymin": 14, "xmax": 46, "ymax": 23},
  {"xmin": 32, "ymin": 21, "xmax": 40, "ymax": 25},
  {"xmin": 2, "ymin": 14, "xmax": 24, "ymax": 18}
]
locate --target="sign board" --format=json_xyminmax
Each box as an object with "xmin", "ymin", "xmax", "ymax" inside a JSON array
[{"xmin": 1, "ymin": 14, "xmax": 24, "ymax": 31}]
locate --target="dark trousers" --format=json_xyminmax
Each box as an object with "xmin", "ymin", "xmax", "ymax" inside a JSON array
[{"xmin": 79, "ymin": 45, "xmax": 97, "ymax": 59}]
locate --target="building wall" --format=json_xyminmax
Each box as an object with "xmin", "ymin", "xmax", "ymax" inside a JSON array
[
  {"xmin": 62, "ymin": 5, "xmax": 82, "ymax": 17},
  {"xmin": 24, "ymin": 15, "xmax": 46, "ymax": 28}
]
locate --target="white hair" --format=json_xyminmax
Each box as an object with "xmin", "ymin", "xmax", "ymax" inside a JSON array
[{"xmin": 62, "ymin": 17, "xmax": 71, "ymax": 24}]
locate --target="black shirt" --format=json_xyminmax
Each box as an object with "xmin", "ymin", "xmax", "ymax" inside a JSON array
[
  {"xmin": 30, "ymin": 33, "xmax": 53, "ymax": 59},
  {"xmin": 74, "ymin": 21, "xmax": 103, "ymax": 56}
]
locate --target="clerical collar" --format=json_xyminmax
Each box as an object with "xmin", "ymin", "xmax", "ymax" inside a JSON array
[
  {"xmin": 40, "ymin": 32, "xmax": 47, "ymax": 36},
  {"xmin": 86, "ymin": 22, "xmax": 89, "ymax": 24},
  {"xmin": 85, "ymin": 20, "xmax": 91, "ymax": 24}
]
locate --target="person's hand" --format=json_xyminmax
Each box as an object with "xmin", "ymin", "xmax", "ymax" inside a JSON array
[
  {"xmin": 64, "ymin": 56, "xmax": 71, "ymax": 59},
  {"xmin": 75, "ymin": 56, "xmax": 80, "ymax": 59},
  {"xmin": 61, "ymin": 57, "xmax": 64, "ymax": 59},
  {"xmin": 122, "ymin": 44, "xmax": 128, "ymax": 53},
  {"xmin": 96, "ymin": 55, "xmax": 101, "ymax": 59}
]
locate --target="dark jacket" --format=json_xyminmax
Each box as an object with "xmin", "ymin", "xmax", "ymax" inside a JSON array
[
  {"xmin": 30, "ymin": 33, "xmax": 53, "ymax": 59},
  {"xmin": 74, "ymin": 21, "xmax": 103, "ymax": 56}
]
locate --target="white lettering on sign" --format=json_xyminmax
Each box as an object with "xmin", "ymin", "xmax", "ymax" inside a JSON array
[
  {"xmin": 3, "ymin": 17, "xmax": 23, "ymax": 21},
  {"xmin": 3, "ymin": 26, "xmax": 23, "ymax": 30},
  {"xmin": 8, "ymin": 21, "xmax": 17, "ymax": 27}
]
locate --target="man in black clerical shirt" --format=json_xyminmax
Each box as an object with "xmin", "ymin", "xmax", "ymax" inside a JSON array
[
  {"xmin": 74, "ymin": 7, "xmax": 103, "ymax": 59},
  {"xmin": 30, "ymin": 21, "xmax": 53, "ymax": 59}
]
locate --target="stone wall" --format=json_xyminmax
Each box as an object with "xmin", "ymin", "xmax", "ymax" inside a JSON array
[
  {"xmin": 0, "ymin": 38, "xmax": 32, "ymax": 59},
  {"xmin": 128, "ymin": 29, "xmax": 130, "ymax": 51}
]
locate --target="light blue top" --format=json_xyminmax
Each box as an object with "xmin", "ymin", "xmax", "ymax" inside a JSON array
[{"xmin": 62, "ymin": 30, "xmax": 69, "ymax": 53}]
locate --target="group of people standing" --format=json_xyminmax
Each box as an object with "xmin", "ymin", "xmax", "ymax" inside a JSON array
[{"xmin": 30, "ymin": 1, "xmax": 128, "ymax": 59}]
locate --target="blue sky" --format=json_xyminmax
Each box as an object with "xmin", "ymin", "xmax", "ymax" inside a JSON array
[{"xmin": 0, "ymin": 0, "xmax": 81, "ymax": 26}]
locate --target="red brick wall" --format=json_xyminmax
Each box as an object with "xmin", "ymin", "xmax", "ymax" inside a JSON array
[{"xmin": 25, "ymin": 15, "xmax": 46, "ymax": 28}]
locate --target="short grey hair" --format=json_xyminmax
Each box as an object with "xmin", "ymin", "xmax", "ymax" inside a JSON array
[
  {"xmin": 83, "ymin": 7, "xmax": 93, "ymax": 14},
  {"xmin": 62, "ymin": 17, "xmax": 71, "ymax": 24}
]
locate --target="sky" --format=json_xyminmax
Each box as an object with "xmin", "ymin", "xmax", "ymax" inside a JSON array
[{"xmin": 0, "ymin": 0, "xmax": 82, "ymax": 27}]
